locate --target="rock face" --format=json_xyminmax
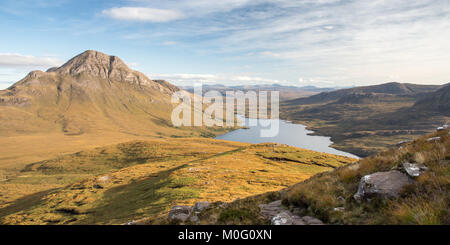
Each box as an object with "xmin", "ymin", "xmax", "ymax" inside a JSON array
[
  {"xmin": 354, "ymin": 170, "xmax": 413, "ymax": 202},
  {"xmin": 168, "ymin": 206, "xmax": 192, "ymax": 222},
  {"xmin": 402, "ymin": 162, "xmax": 428, "ymax": 177}
]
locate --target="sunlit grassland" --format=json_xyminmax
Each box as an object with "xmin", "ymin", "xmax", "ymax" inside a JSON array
[{"xmin": 0, "ymin": 138, "xmax": 356, "ymax": 224}]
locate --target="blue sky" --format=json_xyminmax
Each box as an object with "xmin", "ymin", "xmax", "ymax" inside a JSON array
[{"xmin": 1, "ymin": 0, "xmax": 450, "ymax": 89}]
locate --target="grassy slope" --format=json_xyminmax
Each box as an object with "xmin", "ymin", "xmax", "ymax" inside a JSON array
[
  {"xmin": 0, "ymin": 138, "xmax": 356, "ymax": 225},
  {"xmin": 198, "ymin": 129, "xmax": 449, "ymax": 225}
]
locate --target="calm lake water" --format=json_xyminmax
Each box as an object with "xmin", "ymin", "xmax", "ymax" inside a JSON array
[{"xmin": 216, "ymin": 116, "xmax": 359, "ymax": 159}]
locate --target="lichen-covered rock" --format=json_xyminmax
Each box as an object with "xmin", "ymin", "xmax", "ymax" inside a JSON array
[
  {"xmin": 354, "ymin": 170, "xmax": 413, "ymax": 202},
  {"xmin": 168, "ymin": 206, "xmax": 192, "ymax": 222},
  {"xmin": 402, "ymin": 162, "xmax": 428, "ymax": 177}
]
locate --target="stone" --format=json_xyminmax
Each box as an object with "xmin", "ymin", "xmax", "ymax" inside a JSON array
[
  {"xmin": 427, "ymin": 137, "xmax": 441, "ymax": 142},
  {"xmin": 333, "ymin": 207, "xmax": 345, "ymax": 212},
  {"xmin": 354, "ymin": 170, "xmax": 413, "ymax": 202},
  {"xmin": 189, "ymin": 215, "xmax": 199, "ymax": 223},
  {"xmin": 124, "ymin": 220, "xmax": 137, "ymax": 225},
  {"xmin": 168, "ymin": 206, "xmax": 192, "ymax": 222},
  {"xmin": 193, "ymin": 202, "xmax": 210, "ymax": 213},
  {"xmin": 402, "ymin": 162, "xmax": 428, "ymax": 177},
  {"xmin": 98, "ymin": 175, "xmax": 110, "ymax": 183}
]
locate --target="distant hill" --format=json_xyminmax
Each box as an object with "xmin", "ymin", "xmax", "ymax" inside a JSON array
[
  {"xmin": 413, "ymin": 83, "xmax": 450, "ymax": 116},
  {"xmin": 287, "ymin": 82, "xmax": 443, "ymax": 105},
  {"xmin": 281, "ymin": 82, "xmax": 449, "ymax": 156},
  {"xmin": 181, "ymin": 84, "xmax": 339, "ymax": 101}
]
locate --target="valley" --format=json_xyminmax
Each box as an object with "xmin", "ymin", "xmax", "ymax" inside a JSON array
[{"xmin": 280, "ymin": 82, "xmax": 450, "ymax": 157}]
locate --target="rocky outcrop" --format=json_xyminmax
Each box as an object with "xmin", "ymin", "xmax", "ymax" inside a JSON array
[
  {"xmin": 168, "ymin": 202, "xmax": 210, "ymax": 223},
  {"xmin": 259, "ymin": 200, "xmax": 323, "ymax": 225},
  {"xmin": 354, "ymin": 170, "xmax": 413, "ymax": 202}
]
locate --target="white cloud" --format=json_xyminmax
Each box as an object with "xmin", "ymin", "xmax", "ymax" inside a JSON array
[
  {"xmin": 149, "ymin": 73, "xmax": 286, "ymax": 86},
  {"xmin": 162, "ymin": 41, "xmax": 177, "ymax": 46},
  {"xmin": 0, "ymin": 53, "xmax": 62, "ymax": 68},
  {"xmin": 102, "ymin": 7, "xmax": 184, "ymax": 22},
  {"xmin": 105, "ymin": 0, "xmax": 450, "ymax": 86}
]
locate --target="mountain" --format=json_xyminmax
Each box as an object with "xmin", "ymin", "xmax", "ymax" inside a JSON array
[
  {"xmin": 0, "ymin": 50, "xmax": 228, "ymax": 172},
  {"xmin": 281, "ymin": 82, "xmax": 449, "ymax": 156}
]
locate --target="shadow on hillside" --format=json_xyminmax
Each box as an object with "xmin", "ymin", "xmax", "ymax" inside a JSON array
[
  {"xmin": 74, "ymin": 164, "xmax": 195, "ymax": 224},
  {"xmin": 0, "ymin": 188, "xmax": 60, "ymax": 221}
]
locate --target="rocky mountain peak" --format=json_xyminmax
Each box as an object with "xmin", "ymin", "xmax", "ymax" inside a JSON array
[{"xmin": 49, "ymin": 50, "xmax": 132, "ymax": 80}]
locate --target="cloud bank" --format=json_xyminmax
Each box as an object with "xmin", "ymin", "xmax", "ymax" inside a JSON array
[
  {"xmin": 0, "ymin": 53, "xmax": 62, "ymax": 68},
  {"xmin": 102, "ymin": 7, "xmax": 184, "ymax": 22}
]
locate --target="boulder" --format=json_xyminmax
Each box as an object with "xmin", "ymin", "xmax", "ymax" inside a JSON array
[
  {"xmin": 168, "ymin": 206, "xmax": 192, "ymax": 222},
  {"xmin": 402, "ymin": 162, "xmax": 428, "ymax": 177},
  {"xmin": 354, "ymin": 170, "xmax": 413, "ymax": 202},
  {"xmin": 193, "ymin": 202, "xmax": 210, "ymax": 213}
]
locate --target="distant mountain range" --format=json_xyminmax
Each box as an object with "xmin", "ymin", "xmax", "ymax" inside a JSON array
[
  {"xmin": 281, "ymin": 82, "xmax": 450, "ymax": 156},
  {"xmin": 181, "ymin": 84, "xmax": 342, "ymax": 101}
]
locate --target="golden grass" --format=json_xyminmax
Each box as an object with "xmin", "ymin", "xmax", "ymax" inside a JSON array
[
  {"xmin": 0, "ymin": 138, "xmax": 356, "ymax": 225},
  {"xmin": 284, "ymin": 129, "xmax": 450, "ymax": 224}
]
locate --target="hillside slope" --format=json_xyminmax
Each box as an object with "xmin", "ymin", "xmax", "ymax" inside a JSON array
[
  {"xmin": 190, "ymin": 128, "xmax": 449, "ymax": 225},
  {"xmin": 0, "ymin": 138, "xmax": 356, "ymax": 225}
]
